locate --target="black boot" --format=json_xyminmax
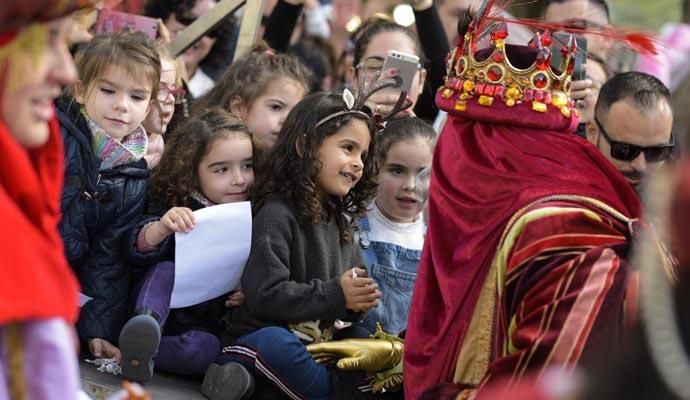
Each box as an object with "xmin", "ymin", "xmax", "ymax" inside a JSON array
[
  {"xmin": 119, "ymin": 309, "xmax": 162, "ymax": 382},
  {"xmin": 201, "ymin": 362, "xmax": 255, "ymax": 400}
]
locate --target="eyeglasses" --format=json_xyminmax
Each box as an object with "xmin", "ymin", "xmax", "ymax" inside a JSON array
[
  {"xmin": 356, "ymin": 56, "xmax": 422, "ymax": 78},
  {"xmin": 356, "ymin": 56, "xmax": 385, "ymax": 76},
  {"xmin": 157, "ymin": 83, "xmax": 186, "ymax": 104},
  {"xmin": 594, "ymin": 116, "xmax": 674, "ymax": 163}
]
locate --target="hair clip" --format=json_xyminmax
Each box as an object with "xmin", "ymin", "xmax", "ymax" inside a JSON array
[{"xmin": 315, "ymin": 72, "xmax": 413, "ymax": 130}]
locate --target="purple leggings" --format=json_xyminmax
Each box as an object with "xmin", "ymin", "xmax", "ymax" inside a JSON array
[{"xmin": 133, "ymin": 261, "xmax": 220, "ymax": 375}]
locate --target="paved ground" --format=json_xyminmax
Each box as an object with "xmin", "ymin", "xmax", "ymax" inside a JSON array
[{"xmin": 80, "ymin": 360, "xmax": 207, "ymax": 400}]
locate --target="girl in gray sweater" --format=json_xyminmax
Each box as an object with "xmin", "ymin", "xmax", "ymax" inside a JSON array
[{"xmin": 210, "ymin": 92, "xmax": 385, "ymax": 400}]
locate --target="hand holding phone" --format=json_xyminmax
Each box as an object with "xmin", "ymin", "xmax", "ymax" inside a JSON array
[{"xmin": 379, "ymin": 50, "xmax": 421, "ymax": 95}]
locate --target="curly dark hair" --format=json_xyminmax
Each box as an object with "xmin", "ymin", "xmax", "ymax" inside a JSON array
[
  {"xmin": 252, "ymin": 92, "xmax": 379, "ymax": 244},
  {"xmin": 149, "ymin": 107, "xmax": 253, "ymax": 208}
]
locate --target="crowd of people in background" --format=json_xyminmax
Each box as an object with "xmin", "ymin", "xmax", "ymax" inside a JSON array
[{"xmin": 1, "ymin": 0, "xmax": 690, "ymax": 399}]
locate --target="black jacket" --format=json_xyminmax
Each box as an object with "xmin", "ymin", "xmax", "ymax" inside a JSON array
[{"xmin": 56, "ymin": 97, "xmax": 150, "ymax": 344}]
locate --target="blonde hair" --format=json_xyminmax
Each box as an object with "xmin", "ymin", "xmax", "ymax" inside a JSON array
[{"xmin": 154, "ymin": 41, "xmax": 184, "ymax": 87}]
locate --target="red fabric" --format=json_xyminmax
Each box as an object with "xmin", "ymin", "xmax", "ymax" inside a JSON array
[
  {"xmin": 0, "ymin": 31, "xmax": 17, "ymax": 47},
  {"xmin": 0, "ymin": 0, "xmax": 98, "ymax": 36},
  {"xmin": 404, "ymin": 93, "xmax": 642, "ymax": 399},
  {"xmin": 0, "ymin": 116, "xmax": 79, "ymax": 324},
  {"xmin": 489, "ymin": 205, "xmax": 632, "ymax": 384},
  {"xmin": 671, "ymin": 162, "xmax": 690, "ymax": 277}
]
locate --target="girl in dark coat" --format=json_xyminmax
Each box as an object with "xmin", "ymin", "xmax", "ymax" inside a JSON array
[{"xmin": 56, "ymin": 30, "xmax": 161, "ymax": 363}]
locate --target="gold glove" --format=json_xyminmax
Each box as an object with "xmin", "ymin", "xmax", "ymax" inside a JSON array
[
  {"xmin": 306, "ymin": 337, "xmax": 403, "ymax": 372},
  {"xmin": 306, "ymin": 324, "xmax": 405, "ymax": 393}
]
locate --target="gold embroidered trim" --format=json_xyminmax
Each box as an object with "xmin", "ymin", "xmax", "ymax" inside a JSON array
[{"xmin": 452, "ymin": 194, "xmax": 632, "ymax": 387}]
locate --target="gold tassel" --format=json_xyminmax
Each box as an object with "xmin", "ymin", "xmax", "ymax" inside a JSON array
[{"xmin": 6, "ymin": 324, "xmax": 27, "ymax": 400}]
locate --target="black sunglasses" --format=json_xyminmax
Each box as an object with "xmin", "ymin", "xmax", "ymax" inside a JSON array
[{"xmin": 594, "ymin": 116, "xmax": 674, "ymax": 163}]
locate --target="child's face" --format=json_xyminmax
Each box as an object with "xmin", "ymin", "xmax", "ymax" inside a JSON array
[
  {"xmin": 375, "ymin": 137, "xmax": 433, "ymax": 223},
  {"xmin": 143, "ymin": 58, "xmax": 177, "ymax": 135},
  {"xmin": 196, "ymin": 134, "xmax": 254, "ymax": 204},
  {"xmin": 315, "ymin": 118, "xmax": 371, "ymax": 197},
  {"xmin": 76, "ymin": 65, "xmax": 153, "ymax": 142},
  {"xmin": 2, "ymin": 17, "xmax": 76, "ymax": 148},
  {"xmin": 236, "ymin": 77, "xmax": 305, "ymax": 149}
]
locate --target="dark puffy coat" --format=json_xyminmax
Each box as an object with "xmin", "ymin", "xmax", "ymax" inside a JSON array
[{"xmin": 56, "ymin": 97, "xmax": 150, "ymax": 344}]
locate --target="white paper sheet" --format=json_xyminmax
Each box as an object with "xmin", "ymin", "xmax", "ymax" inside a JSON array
[
  {"xmin": 171, "ymin": 202, "xmax": 252, "ymax": 308},
  {"xmin": 79, "ymin": 292, "xmax": 93, "ymax": 307}
]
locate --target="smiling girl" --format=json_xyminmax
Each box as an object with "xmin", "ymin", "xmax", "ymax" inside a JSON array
[
  {"xmin": 56, "ymin": 30, "xmax": 160, "ymax": 363},
  {"xmin": 119, "ymin": 108, "xmax": 256, "ymax": 387},
  {"xmin": 207, "ymin": 92, "xmax": 383, "ymax": 400}
]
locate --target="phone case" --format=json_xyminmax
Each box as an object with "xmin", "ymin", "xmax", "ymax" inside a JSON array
[
  {"xmin": 380, "ymin": 50, "xmax": 420, "ymax": 95},
  {"xmin": 94, "ymin": 9, "xmax": 158, "ymax": 39}
]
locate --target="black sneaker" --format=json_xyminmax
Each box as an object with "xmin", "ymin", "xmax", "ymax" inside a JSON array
[
  {"xmin": 201, "ymin": 362, "xmax": 255, "ymax": 400},
  {"xmin": 119, "ymin": 314, "xmax": 161, "ymax": 383}
]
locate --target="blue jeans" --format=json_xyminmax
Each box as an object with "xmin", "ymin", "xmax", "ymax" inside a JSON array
[
  {"xmin": 221, "ymin": 326, "xmax": 331, "ymax": 399},
  {"xmin": 357, "ymin": 218, "xmax": 421, "ymax": 335},
  {"xmin": 220, "ymin": 326, "xmax": 373, "ymax": 399}
]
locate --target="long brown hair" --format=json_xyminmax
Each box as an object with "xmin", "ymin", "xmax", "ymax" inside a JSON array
[
  {"xmin": 150, "ymin": 107, "xmax": 253, "ymax": 208},
  {"xmin": 252, "ymin": 92, "xmax": 379, "ymax": 244},
  {"xmin": 193, "ymin": 42, "xmax": 312, "ymax": 115}
]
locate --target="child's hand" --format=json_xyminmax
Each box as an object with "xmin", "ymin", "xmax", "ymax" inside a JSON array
[
  {"xmin": 143, "ymin": 207, "xmax": 195, "ymax": 248},
  {"xmin": 225, "ymin": 290, "xmax": 246, "ymax": 307},
  {"xmin": 88, "ymin": 337, "xmax": 122, "ymax": 363},
  {"xmin": 159, "ymin": 207, "xmax": 196, "ymax": 234},
  {"xmin": 340, "ymin": 267, "xmax": 381, "ymax": 313}
]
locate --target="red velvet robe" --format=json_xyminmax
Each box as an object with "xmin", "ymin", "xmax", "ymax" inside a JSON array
[{"xmin": 403, "ymin": 91, "xmax": 643, "ymax": 399}]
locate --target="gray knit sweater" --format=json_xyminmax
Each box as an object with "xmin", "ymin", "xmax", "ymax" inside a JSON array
[{"xmin": 222, "ymin": 200, "xmax": 364, "ymax": 340}]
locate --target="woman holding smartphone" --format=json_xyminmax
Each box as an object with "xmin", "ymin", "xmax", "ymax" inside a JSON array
[
  {"xmin": 349, "ymin": 0, "xmax": 449, "ymax": 123},
  {"xmin": 349, "ymin": 20, "xmax": 427, "ymax": 119}
]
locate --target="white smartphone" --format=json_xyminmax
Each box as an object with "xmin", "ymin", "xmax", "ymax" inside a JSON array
[{"xmin": 379, "ymin": 50, "xmax": 420, "ymax": 95}]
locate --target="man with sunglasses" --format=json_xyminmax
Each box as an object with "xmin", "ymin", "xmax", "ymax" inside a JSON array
[{"xmin": 586, "ymin": 71, "xmax": 674, "ymax": 194}]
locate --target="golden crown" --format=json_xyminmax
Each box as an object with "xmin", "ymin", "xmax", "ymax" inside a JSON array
[{"xmin": 439, "ymin": 21, "xmax": 578, "ymax": 118}]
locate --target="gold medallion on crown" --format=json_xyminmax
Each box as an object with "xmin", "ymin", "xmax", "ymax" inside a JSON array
[{"xmin": 440, "ymin": 21, "xmax": 578, "ymax": 118}]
